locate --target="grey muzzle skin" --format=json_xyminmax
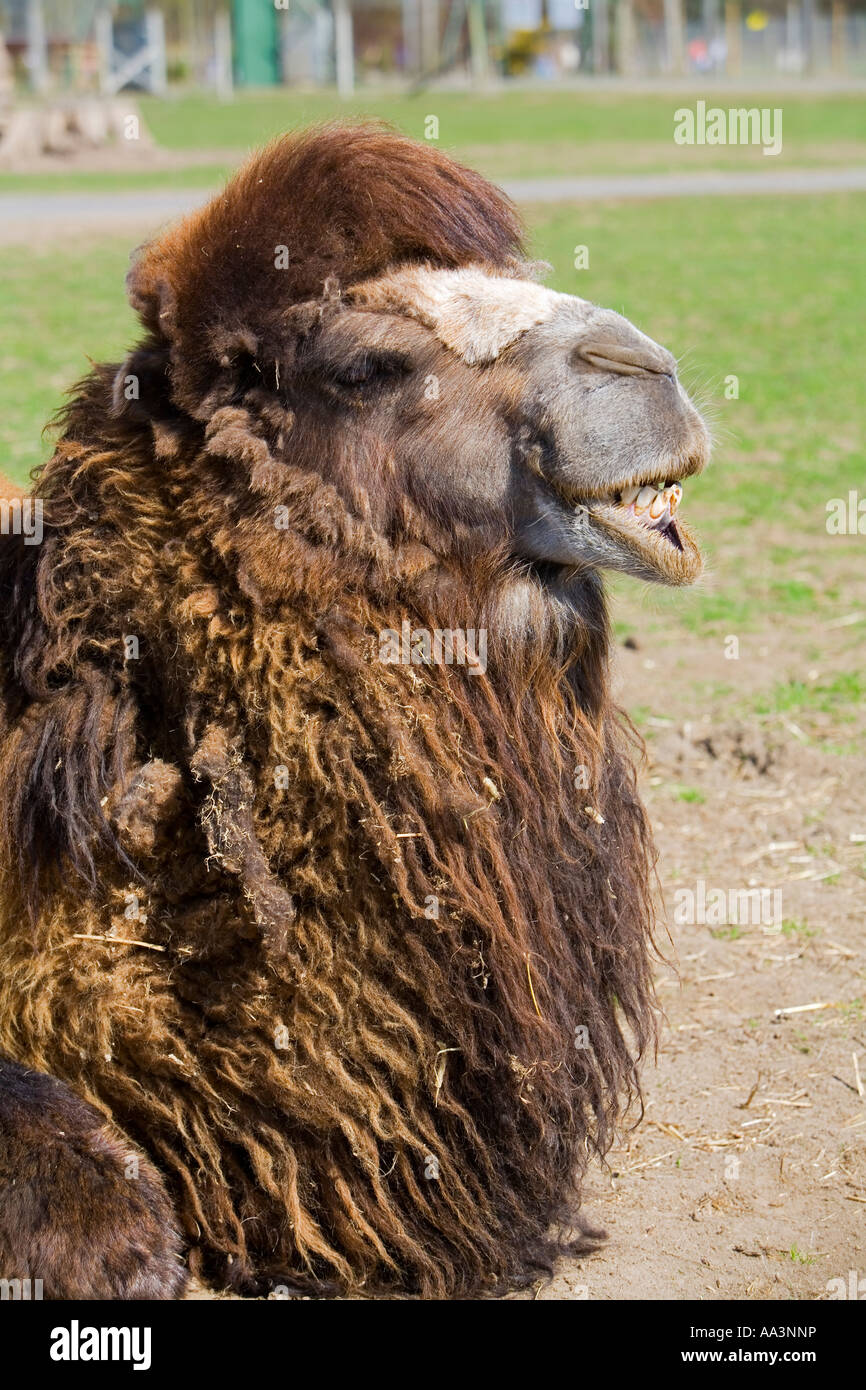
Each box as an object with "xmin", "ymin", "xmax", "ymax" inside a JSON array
[{"xmin": 507, "ymin": 301, "xmax": 709, "ymax": 586}]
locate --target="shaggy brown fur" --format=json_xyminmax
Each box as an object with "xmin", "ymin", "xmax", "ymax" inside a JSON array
[
  {"xmin": 0, "ymin": 1058, "xmax": 186, "ymax": 1299},
  {"xmin": 0, "ymin": 125, "xmax": 664, "ymax": 1298}
]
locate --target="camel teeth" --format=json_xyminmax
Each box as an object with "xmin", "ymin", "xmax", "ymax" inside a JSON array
[{"xmin": 617, "ymin": 481, "xmax": 683, "ymax": 525}]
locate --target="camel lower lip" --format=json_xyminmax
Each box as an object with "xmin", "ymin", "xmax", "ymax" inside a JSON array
[{"xmin": 586, "ymin": 496, "xmax": 702, "ymax": 583}]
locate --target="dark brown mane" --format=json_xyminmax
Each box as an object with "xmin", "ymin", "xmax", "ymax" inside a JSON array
[{"xmin": 127, "ymin": 122, "xmax": 525, "ymax": 416}]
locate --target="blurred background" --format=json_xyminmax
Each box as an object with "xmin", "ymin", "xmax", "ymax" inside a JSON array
[
  {"xmin": 0, "ymin": 0, "xmax": 864, "ymax": 1302},
  {"xmin": 0, "ymin": 0, "xmax": 864, "ymax": 93}
]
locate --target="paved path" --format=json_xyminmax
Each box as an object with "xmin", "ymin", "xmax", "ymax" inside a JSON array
[
  {"xmin": 1, "ymin": 166, "xmax": 864, "ymax": 241},
  {"xmin": 505, "ymin": 165, "xmax": 866, "ymax": 201}
]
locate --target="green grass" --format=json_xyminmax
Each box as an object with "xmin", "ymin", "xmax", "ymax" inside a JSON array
[
  {"xmin": 0, "ymin": 242, "xmax": 137, "ymax": 483},
  {"xmin": 781, "ymin": 919, "xmax": 818, "ymax": 938},
  {"xmin": 788, "ymin": 1245, "xmax": 817, "ymax": 1265},
  {"xmin": 668, "ymin": 664, "xmax": 866, "ymax": 755},
  {"xmin": 754, "ymin": 671, "xmax": 866, "ymax": 717},
  {"xmin": 672, "ymin": 785, "xmax": 707, "ymax": 804},
  {"xmin": 1, "ymin": 89, "xmax": 863, "ymax": 193},
  {"xmin": 532, "ymin": 189, "xmax": 866, "ymax": 639},
  {"xmin": 533, "ymin": 192, "xmax": 865, "ymax": 513},
  {"xmin": 840, "ymin": 997, "xmax": 864, "ymax": 1023},
  {"xmin": 137, "ymin": 90, "xmax": 866, "ymax": 157},
  {"xmin": 0, "ymin": 165, "xmax": 235, "ymax": 195},
  {"xmin": 770, "ymin": 580, "xmax": 817, "ymax": 611}
]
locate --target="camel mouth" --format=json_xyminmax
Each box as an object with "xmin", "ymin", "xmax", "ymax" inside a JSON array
[
  {"xmin": 555, "ymin": 468, "xmax": 704, "ymax": 584},
  {"xmin": 587, "ymin": 484, "xmax": 702, "ymax": 584}
]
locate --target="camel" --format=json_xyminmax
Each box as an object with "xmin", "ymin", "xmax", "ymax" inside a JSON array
[{"xmin": 0, "ymin": 125, "xmax": 709, "ymax": 1299}]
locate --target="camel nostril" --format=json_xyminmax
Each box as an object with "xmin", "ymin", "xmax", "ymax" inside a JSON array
[{"xmin": 574, "ymin": 337, "xmax": 678, "ymax": 380}]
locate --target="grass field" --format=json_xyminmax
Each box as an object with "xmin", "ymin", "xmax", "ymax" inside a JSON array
[
  {"xmin": 139, "ymin": 89, "xmax": 866, "ymax": 154},
  {"xmin": 1, "ymin": 88, "xmax": 864, "ymax": 192}
]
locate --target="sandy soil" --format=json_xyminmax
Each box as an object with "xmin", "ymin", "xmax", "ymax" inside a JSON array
[{"xmin": 528, "ymin": 618, "xmax": 866, "ymax": 1302}]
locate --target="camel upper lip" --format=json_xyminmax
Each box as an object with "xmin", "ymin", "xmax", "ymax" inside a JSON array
[{"xmin": 550, "ymin": 446, "xmax": 707, "ymax": 506}]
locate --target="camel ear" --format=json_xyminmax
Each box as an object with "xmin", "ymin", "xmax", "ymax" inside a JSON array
[
  {"xmin": 126, "ymin": 234, "xmax": 182, "ymax": 341},
  {"xmin": 126, "ymin": 234, "xmax": 272, "ymax": 419}
]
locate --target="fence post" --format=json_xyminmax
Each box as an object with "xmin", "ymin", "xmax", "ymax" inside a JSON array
[
  {"xmin": 215, "ymin": 9, "xmax": 234, "ymax": 100},
  {"xmin": 420, "ymin": 0, "xmax": 440, "ymax": 74},
  {"xmin": 801, "ymin": 0, "xmax": 815, "ymax": 71},
  {"xmin": 592, "ymin": 0, "xmax": 609, "ymax": 73},
  {"xmin": 615, "ymin": 0, "xmax": 637, "ymax": 75},
  {"xmin": 334, "ymin": 0, "xmax": 355, "ymax": 96},
  {"xmin": 25, "ymin": 0, "xmax": 49, "ymax": 93},
  {"xmin": 663, "ymin": 0, "xmax": 686, "ymax": 74},
  {"xmin": 831, "ymin": 0, "xmax": 846, "ymax": 72},
  {"xmin": 467, "ymin": 0, "xmax": 489, "ymax": 83},
  {"xmin": 724, "ymin": 0, "xmax": 742, "ymax": 75},
  {"xmin": 95, "ymin": 5, "xmax": 112, "ymax": 95},
  {"xmin": 145, "ymin": 8, "xmax": 167, "ymax": 96},
  {"xmin": 702, "ymin": 0, "xmax": 721, "ymax": 43}
]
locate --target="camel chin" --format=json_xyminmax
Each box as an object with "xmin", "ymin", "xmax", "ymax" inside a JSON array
[{"xmin": 584, "ymin": 493, "xmax": 705, "ymax": 586}]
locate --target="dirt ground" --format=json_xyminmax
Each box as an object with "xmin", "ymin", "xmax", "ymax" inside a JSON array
[{"xmin": 527, "ymin": 615, "xmax": 866, "ymax": 1302}]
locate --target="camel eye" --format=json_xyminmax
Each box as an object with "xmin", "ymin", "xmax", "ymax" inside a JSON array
[{"xmin": 330, "ymin": 351, "xmax": 410, "ymax": 391}]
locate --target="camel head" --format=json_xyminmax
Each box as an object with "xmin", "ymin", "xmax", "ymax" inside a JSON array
[
  {"xmin": 124, "ymin": 125, "xmax": 708, "ymax": 603},
  {"xmin": 322, "ymin": 264, "xmax": 708, "ymax": 588}
]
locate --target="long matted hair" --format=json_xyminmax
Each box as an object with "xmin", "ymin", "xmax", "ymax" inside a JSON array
[{"xmin": 0, "ymin": 125, "xmax": 658, "ymax": 1296}]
